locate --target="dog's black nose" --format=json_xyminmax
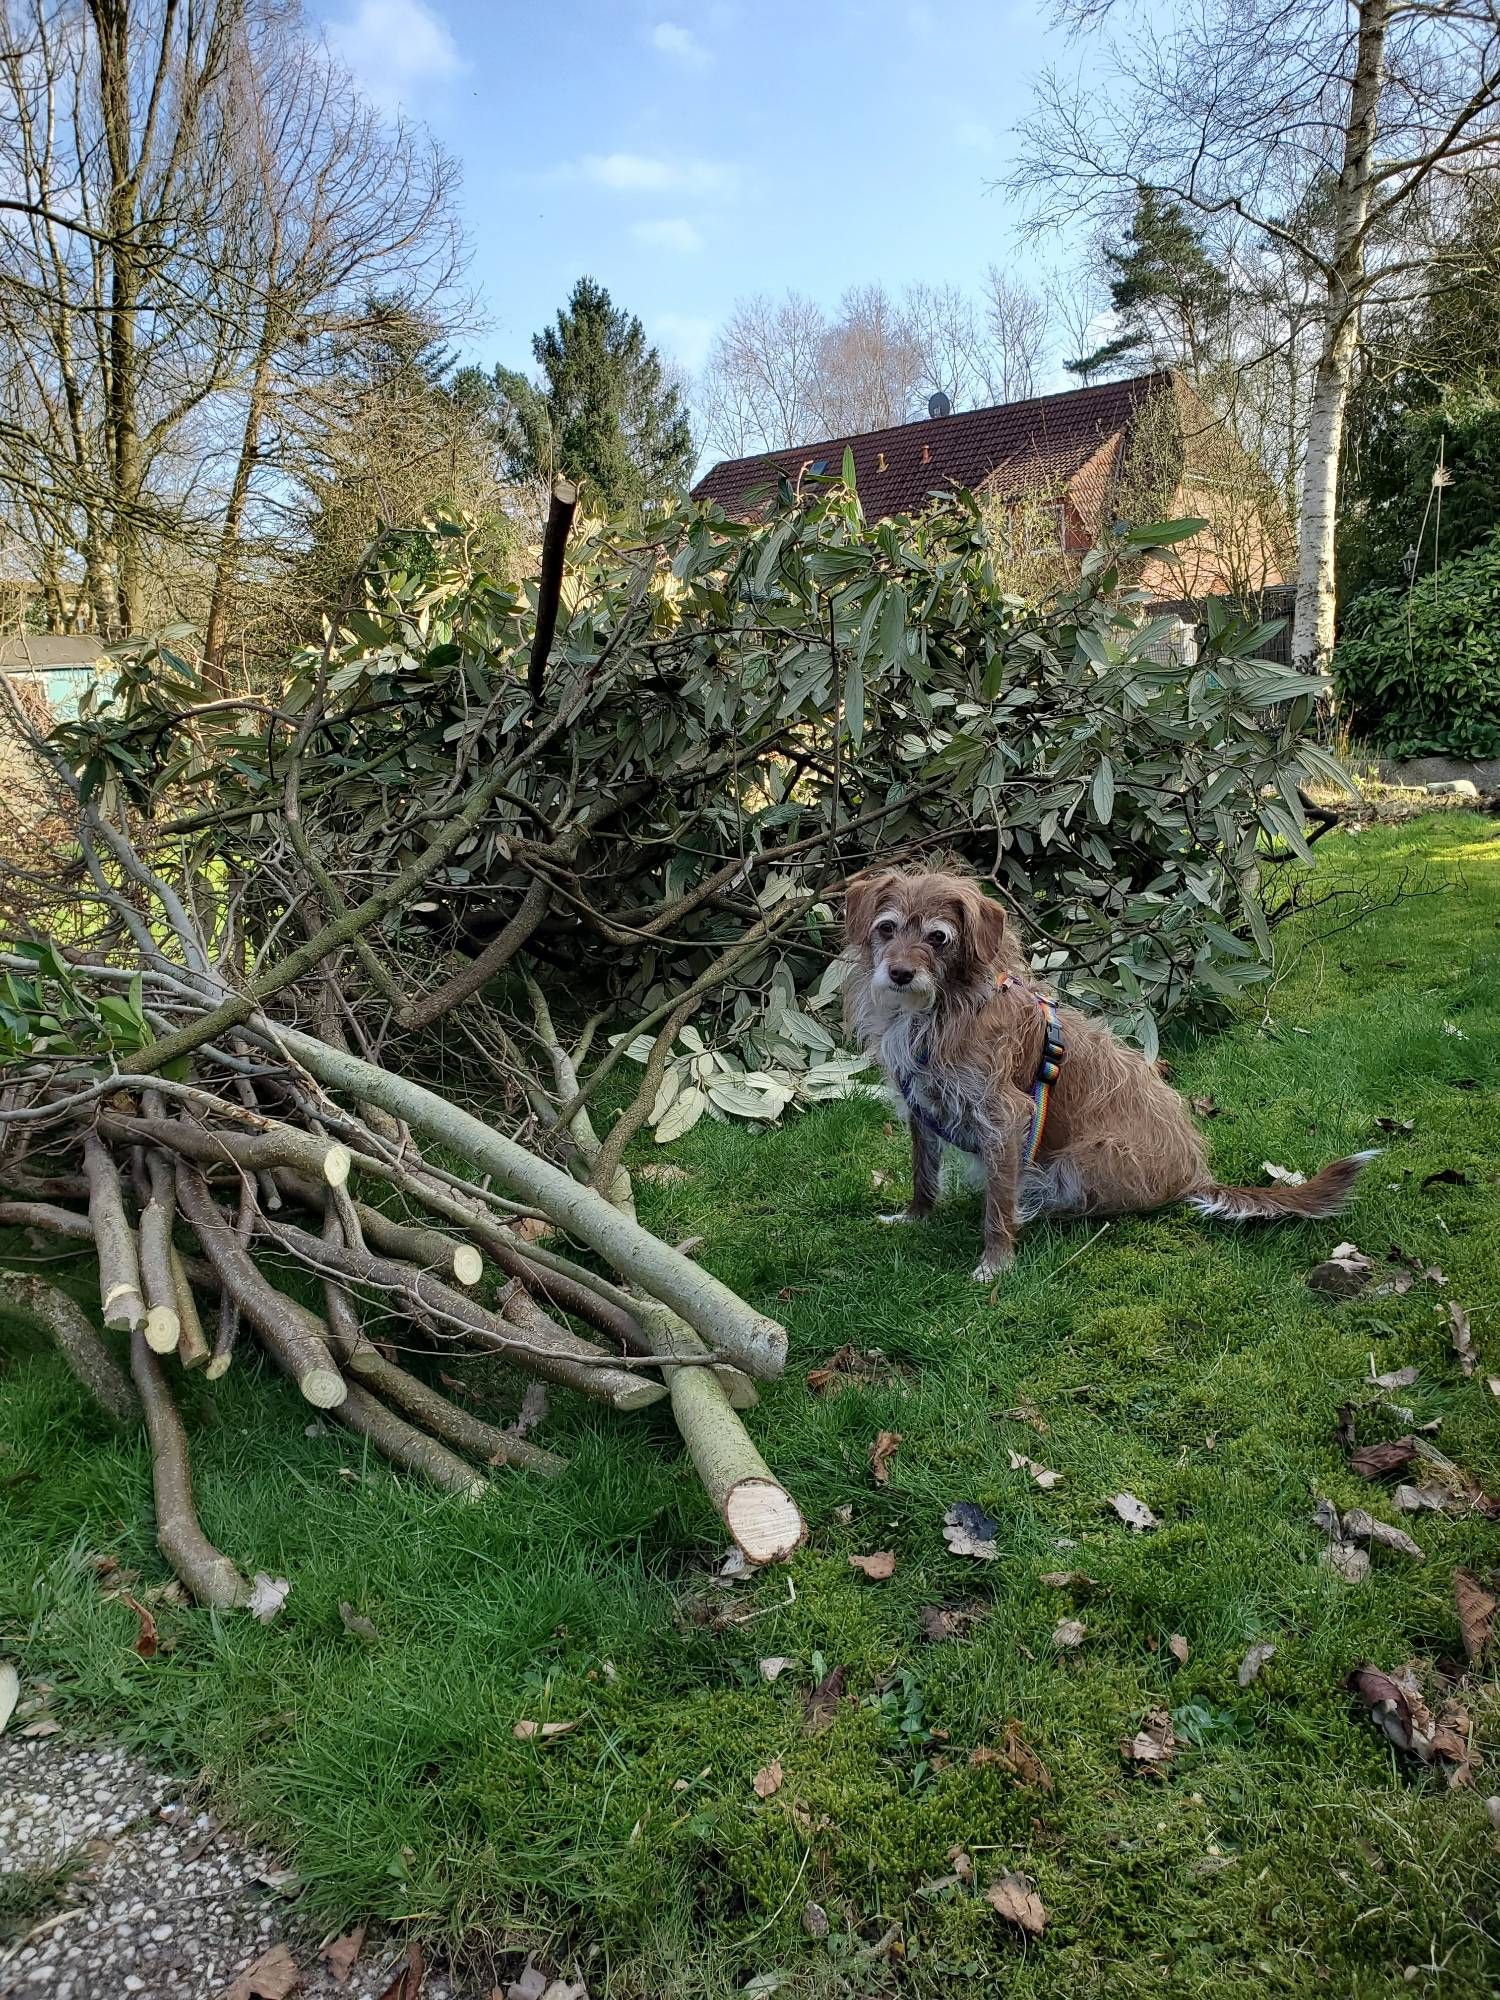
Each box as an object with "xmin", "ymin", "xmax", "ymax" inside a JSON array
[{"xmin": 889, "ymin": 966, "xmax": 915, "ymax": 987}]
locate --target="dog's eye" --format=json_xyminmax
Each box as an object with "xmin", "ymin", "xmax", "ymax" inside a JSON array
[
  {"xmin": 925, "ymin": 927, "xmax": 953, "ymax": 949},
  {"xmin": 872, "ymin": 919, "xmax": 896, "ymax": 942}
]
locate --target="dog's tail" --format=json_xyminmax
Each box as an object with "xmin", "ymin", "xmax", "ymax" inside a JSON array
[{"xmin": 1187, "ymin": 1150, "xmax": 1379, "ymax": 1224}]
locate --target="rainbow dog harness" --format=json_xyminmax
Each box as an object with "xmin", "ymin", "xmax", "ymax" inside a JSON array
[{"xmin": 895, "ymin": 974, "xmax": 1066, "ymax": 1165}]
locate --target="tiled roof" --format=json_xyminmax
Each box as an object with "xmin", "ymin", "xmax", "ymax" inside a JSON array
[{"xmin": 692, "ymin": 372, "xmax": 1175, "ymax": 520}]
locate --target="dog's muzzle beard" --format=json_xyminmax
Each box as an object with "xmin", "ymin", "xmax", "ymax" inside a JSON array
[{"xmin": 870, "ymin": 961, "xmax": 936, "ymax": 1012}]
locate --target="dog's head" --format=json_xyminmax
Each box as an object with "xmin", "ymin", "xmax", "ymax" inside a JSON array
[{"xmin": 844, "ymin": 867, "xmax": 1009, "ymax": 1012}]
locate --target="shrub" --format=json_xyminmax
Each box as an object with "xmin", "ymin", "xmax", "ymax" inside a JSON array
[
  {"xmin": 68, "ymin": 476, "xmax": 1344, "ymax": 1151},
  {"xmin": 1335, "ymin": 527, "xmax": 1500, "ymax": 760}
]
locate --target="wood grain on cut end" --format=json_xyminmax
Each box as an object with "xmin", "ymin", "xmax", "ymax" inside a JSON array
[
  {"xmin": 724, "ymin": 1478, "xmax": 807, "ymax": 1565},
  {"xmin": 144, "ymin": 1304, "xmax": 181, "ymax": 1354},
  {"xmin": 297, "ymin": 1365, "xmax": 348, "ymax": 1409}
]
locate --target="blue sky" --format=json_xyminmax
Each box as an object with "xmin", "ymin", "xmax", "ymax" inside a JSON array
[{"xmin": 311, "ymin": 0, "xmax": 1087, "ymax": 385}]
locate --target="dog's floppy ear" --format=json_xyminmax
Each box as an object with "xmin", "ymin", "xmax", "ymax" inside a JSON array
[
  {"xmin": 844, "ymin": 868, "xmax": 899, "ymax": 946},
  {"xmin": 954, "ymin": 881, "xmax": 1007, "ymax": 971}
]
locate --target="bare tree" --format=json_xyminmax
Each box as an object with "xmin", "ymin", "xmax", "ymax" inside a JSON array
[
  {"xmin": 697, "ymin": 292, "xmax": 829, "ymax": 455},
  {"xmin": 0, "ymin": 0, "xmax": 462, "ymax": 654},
  {"xmin": 1010, "ymin": 0, "xmax": 1500, "ymax": 667},
  {"xmin": 979, "ymin": 267, "xmax": 1051, "ymax": 402}
]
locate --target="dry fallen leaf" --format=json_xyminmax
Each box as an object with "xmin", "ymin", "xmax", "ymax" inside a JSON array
[
  {"xmin": 0, "ymin": 1662, "xmax": 18, "ymax": 1737},
  {"xmin": 1341, "ymin": 1507, "xmax": 1425, "ymax": 1561},
  {"xmin": 338, "ymin": 1602, "xmax": 382, "ymax": 1643},
  {"xmin": 320, "ymin": 1928, "xmax": 365, "ymax": 1984},
  {"xmin": 1191, "ymin": 1094, "xmax": 1219, "ymax": 1118},
  {"xmin": 1122, "ymin": 1707, "xmax": 1176, "ymax": 1770},
  {"xmin": 1454, "ymin": 1570, "xmax": 1497, "ymax": 1668},
  {"xmin": 985, "ymin": 1871, "xmax": 1047, "ymax": 1937},
  {"xmin": 1374, "ymin": 1116, "xmax": 1414, "ymax": 1136},
  {"xmin": 1238, "ymin": 1642, "xmax": 1276, "ymax": 1688},
  {"xmin": 752, "ymin": 1756, "xmax": 784, "ymax": 1798},
  {"xmin": 869, "ymin": 1430, "xmax": 902, "ymax": 1486},
  {"xmin": 119, "ymin": 1591, "xmax": 158, "ymax": 1659},
  {"xmin": 225, "ymin": 1942, "xmax": 302, "ymax": 2000},
  {"xmin": 1263, "ymin": 1161, "xmax": 1306, "ymax": 1186},
  {"xmin": 511, "ymin": 1380, "xmax": 550, "ymax": 1440},
  {"xmin": 374, "ymin": 1941, "xmax": 424, "ymax": 2000},
  {"xmin": 1346, "ymin": 1663, "xmax": 1475, "ymax": 1781},
  {"xmin": 849, "ymin": 1550, "xmax": 897, "ymax": 1580},
  {"xmin": 803, "ymin": 1665, "xmax": 847, "ymax": 1737},
  {"xmin": 1370, "ymin": 1363, "xmax": 1419, "ymax": 1390},
  {"xmin": 1450, "ymin": 1301, "xmax": 1477, "ymax": 1378},
  {"xmin": 512, "ymin": 1718, "xmax": 579, "ymax": 1742},
  {"xmin": 986, "ymin": 1719, "xmax": 1054, "ymax": 1792},
  {"xmin": 1008, "ymin": 1450, "xmax": 1063, "ymax": 1491},
  {"xmin": 1168, "ymin": 1633, "xmax": 1190, "ymax": 1664},
  {"xmin": 801, "ymin": 1901, "xmax": 830, "ymax": 1939},
  {"xmin": 919, "ymin": 1600, "xmax": 990, "ymax": 1643},
  {"xmin": 248, "ymin": 1573, "xmax": 291, "ymax": 1624},
  {"xmin": 1422, "ymin": 1165, "xmax": 1470, "ymax": 1186},
  {"xmin": 1348, "ymin": 1437, "xmax": 1421, "ymax": 1481},
  {"xmin": 1039, "ymin": 1570, "xmax": 1098, "ymax": 1591},
  {"xmin": 1111, "ymin": 1492, "xmax": 1159, "ymax": 1532},
  {"xmin": 1306, "ymin": 1242, "xmax": 1373, "ymax": 1298},
  {"xmin": 504, "ymin": 1968, "xmax": 548, "ymax": 2000},
  {"xmin": 943, "ymin": 1501, "xmax": 1001, "ymax": 1560},
  {"xmin": 758, "ymin": 1656, "xmax": 794, "ymax": 1682},
  {"xmin": 1052, "ymin": 1617, "xmax": 1087, "ymax": 1650},
  {"xmin": 1488, "ymin": 1377, "xmax": 1500, "ymax": 1401},
  {"xmin": 18, "ymin": 1717, "xmax": 61, "ymax": 1738},
  {"xmin": 633, "ymin": 1163, "xmax": 689, "ymax": 1184}
]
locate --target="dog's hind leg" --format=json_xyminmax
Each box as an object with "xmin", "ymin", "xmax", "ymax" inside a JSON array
[
  {"xmin": 973, "ymin": 1083, "xmax": 1034, "ymax": 1281},
  {"xmin": 879, "ymin": 1114, "xmax": 940, "ymax": 1225}
]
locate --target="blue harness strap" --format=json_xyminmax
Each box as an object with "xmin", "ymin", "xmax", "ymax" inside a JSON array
[{"xmin": 896, "ymin": 974, "xmax": 1065, "ymax": 1163}]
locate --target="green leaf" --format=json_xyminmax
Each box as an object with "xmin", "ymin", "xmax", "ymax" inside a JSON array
[
  {"xmin": 842, "ymin": 445, "xmax": 857, "ymax": 495},
  {"xmin": 1092, "ymin": 757, "xmax": 1116, "ymax": 824},
  {"xmin": 843, "ymin": 658, "xmax": 865, "ymax": 749},
  {"xmin": 1123, "ymin": 517, "xmax": 1207, "ymax": 548}
]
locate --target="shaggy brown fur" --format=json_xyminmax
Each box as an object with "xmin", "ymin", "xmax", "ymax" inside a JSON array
[{"xmin": 842, "ymin": 866, "xmax": 1375, "ymax": 1280}]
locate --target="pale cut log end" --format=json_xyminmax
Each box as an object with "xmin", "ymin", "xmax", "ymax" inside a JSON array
[
  {"xmin": 102, "ymin": 1284, "xmax": 145, "ymax": 1332},
  {"xmin": 451, "ymin": 1243, "xmax": 483, "ymax": 1287},
  {"xmin": 298, "ymin": 1366, "xmax": 348, "ymax": 1409},
  {"xmin": 203, "ymin": 1354, "xmax": 232, "ymax": 1383},
  {"xmin": 144, "ymin": 1305, "xmax": 180, "ymax": 1354},
  {"xmin": 322, "ymin": 1144, "xmax": 353, "ymax": 1188},
  {"xmin": 724, "ymin": 1478, "xmax": 806, "ymax": 1565}
]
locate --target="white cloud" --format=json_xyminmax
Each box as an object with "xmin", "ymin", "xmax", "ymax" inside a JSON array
[
  {"xmin": 324, "ymin": 0, "xmax": 464, "ymax": 110},
  {"xmin": 653, "ymin": 312, "xmax": 716, "ymax": 373},
  {"xmin": 651, "ymin": 20, "xmax": 711, "ymax": 67},
  {"xmin": 576, "ymin": 152, "xmax": 736, "ymax": 196},
  {"xmin": 631, "ymin": 217, "xmax": 704, "ymax": 253}
]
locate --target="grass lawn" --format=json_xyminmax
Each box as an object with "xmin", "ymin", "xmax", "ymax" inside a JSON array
[{"xmin": 3, "ymin": 812, "xmax": 1499, "ymax": 1999}]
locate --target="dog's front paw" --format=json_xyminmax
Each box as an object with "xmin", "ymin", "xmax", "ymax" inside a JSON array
[
  {"xmin": 877, "ymin": 1207, "xmax": 928, "ymax": 1226},
  {"xmin": 972, "ymin": 1249, "xmax": 1014, "ymax": 1282}
]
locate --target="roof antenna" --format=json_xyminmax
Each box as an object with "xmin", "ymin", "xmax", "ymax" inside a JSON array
[{"xmin": 927, "ymin": 391, "xmax": 952, "ymax": 419}]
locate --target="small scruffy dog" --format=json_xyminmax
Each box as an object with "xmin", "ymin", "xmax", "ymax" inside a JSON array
[{"xmin": 843, "ymin": 865, "xmax": 1374, "ymax": 1281}]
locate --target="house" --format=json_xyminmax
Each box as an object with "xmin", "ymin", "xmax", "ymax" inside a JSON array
[
  {"xmin": 0, "ymin": 633, "xmax": 111, "ymax": 836},
  {"xmin": 692, "ymin": 369, "xmax": 1288, "ymax": 601}
]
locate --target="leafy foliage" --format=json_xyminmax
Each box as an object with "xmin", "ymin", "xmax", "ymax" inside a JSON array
[
  {"xmin": 67, "ymin": 475, "xmax": 1341, "ymax": 1129},
  {"xmin": 1066, "ymin": 189, "xmax": 1229, "ymax": 382},
  {"xmin": 1335, "ymin": 526, "xmax": 1500, "ymax": 760},
  {"xmin": 1339, "ymin": 388, "xmax": 1500, "ymax": 606}
]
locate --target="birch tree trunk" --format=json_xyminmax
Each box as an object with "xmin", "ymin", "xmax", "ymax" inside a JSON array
[{"xmin": 1290, "ymin": 0, "xmax": 1391, "ymax": 670}]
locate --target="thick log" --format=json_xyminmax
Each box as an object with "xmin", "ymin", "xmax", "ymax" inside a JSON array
[
  {"xmin": 170, "ymin": 1250, "xmax": 210, "ymax": 1370},
  {"xmin": 174, "ymin": 1166, "xmax": 346, "ymax": 1409},
  {"xmin": 137, "ymin": 1150, "xmax": 181, "ymax": 1354},
  {"xmin": 274, "ymin": 1028, "xmax": 789, "ymax": 1380},
  {"xmin": 669, "ymin": 1366, "xmax": 807, "ymax": 1565},
  {"xmin": 97, "ymin": 1111, "xmax": 350, "ymax": 1190},
  {"xmin": 0, "ymin": 1268, "xmax": 139, "ymax": 1424},
  {"xmin": 129, "ymin": 1327, "xmax": 252, "ymax": 1607},
  {"xmin": 83, "ymin": 1132, "xmax": 144, "ymax": 1331},
  {"xmin": 327, "ymin": 1380, "xmax": 489, "ymax": 1501},
  {"xmin": 0, "ymin": 1200, "xmax": 93, "ymax": 1241},
  {"xmin": 254, "ymin": 1212, "xmax": 665, "ymax": 1412}
]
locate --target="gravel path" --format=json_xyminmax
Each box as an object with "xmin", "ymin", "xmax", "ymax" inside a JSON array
[{"xmin": 0, "ymin": 1731, "xmax": 466, "ymax": 2000}]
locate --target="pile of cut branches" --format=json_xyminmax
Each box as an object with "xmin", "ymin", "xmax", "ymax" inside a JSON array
[{"xmin": 0, "ymin": 523, "xmax": 807, "ymax": 1604}]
